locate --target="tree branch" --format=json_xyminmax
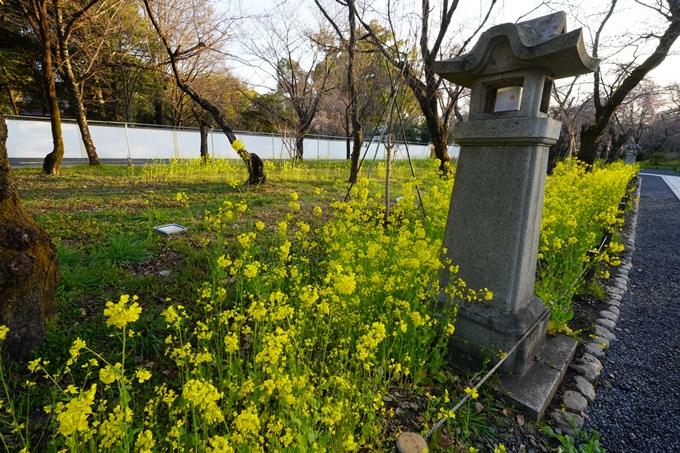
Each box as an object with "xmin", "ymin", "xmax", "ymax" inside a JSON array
[{"xmin": 593, "ymin": 0, "xmax": 617, "ymax": 111}]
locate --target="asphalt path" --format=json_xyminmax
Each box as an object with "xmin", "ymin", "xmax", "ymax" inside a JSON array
[{"xmin": 584, "ymin": 169, "xmax": 680, "ymax": 452}]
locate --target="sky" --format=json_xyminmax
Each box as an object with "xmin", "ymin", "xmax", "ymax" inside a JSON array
[{"xmin": 231, "ymin": 0, "xmax": 679, "ymax": 92}]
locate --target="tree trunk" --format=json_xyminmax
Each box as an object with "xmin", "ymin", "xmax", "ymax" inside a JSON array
[
  {"xmin": 63, "ymin": 73, "xmax": 100, "ymax": 166},
  {"xmin": 345, "ymin": 107, "xmax": 351, "ymax": 160},
  {"xmin": 0, "ymin": 112, "xmax": 59, "ymax": 360},
  {"xmin": 154, "ymin": 98, "xmax": 165, "ymax": 125},
  {"xmin": 199, "ymin": 119, "xmax": 209, "ymax": 161},
  {"xmin": 34, "ymin": 0, "xmax": 64, "ymax": 175},
  {"xmin": 57, "ymin": 38, "xmax": 99, "ymax": 165},
  {"xmin": 54, "ymin": 0, "xmax": 100, "ymax": 166},
  {"xmin": 73, "ymin": 98, "xmax": 100, "ymax": 166},
  {"xmin": 294, "ymin": 135, "xmax": 304, "ymax": 162},
  {"xmin": 346, "ymin": 0, "xmax": 363, "ymax": 184},
  {"xmin": 419, "ymin": 87, "xmax": 450, "ymax": 174},
  {"xmin": 5, "ymin": 84, "xmax": 19, "ymax": 115},
  {"xmin": 578, "ymin": 122, "xmax": 606, "ymax": 165}
]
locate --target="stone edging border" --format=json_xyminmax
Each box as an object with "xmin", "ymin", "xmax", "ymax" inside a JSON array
[{"xmin": 548, "ymin": 178, "xmax": 641, "ymax": 436}]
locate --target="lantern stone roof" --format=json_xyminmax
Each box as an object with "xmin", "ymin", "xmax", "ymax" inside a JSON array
[{"xmin": 435, "ymin": 12, "xmax": 599, "ymax": 87}]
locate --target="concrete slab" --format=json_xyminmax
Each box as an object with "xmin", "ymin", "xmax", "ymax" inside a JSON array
[{"xmin": 498, "ymin": 334, "xmax": 577, "ymax": 420}]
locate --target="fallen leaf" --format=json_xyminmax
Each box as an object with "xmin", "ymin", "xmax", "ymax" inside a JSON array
[{"xmin": 516, "ymin": 414, "xmax": 525, "ymax": 426}]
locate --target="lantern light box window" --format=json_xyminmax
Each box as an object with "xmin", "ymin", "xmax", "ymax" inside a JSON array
[{"xmin": 494, "ymin": 86, "xmax": 523, "ymax": 112}]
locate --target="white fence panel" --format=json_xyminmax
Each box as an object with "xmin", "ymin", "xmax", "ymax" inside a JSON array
[
  {"xmin": 89, "ymin": 125, "xmax": 131, "ymax": 159},
  {"xmin": 6, "ymin": 117, "xmax": 459, "ymax": 161}
]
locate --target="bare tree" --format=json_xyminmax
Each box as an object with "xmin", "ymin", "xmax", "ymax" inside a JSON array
[
  {"xmin": 355, "ymin": 0, "xmax": 498, "ymax": 173},
  {"xmin": 240, "ymin": 1, "xmax": 336, "ymax": 162},
  {"xmin": 640, "ymin": 82, "xmax": 680, "ymax": 154},
  {"xmin": 314, "ymin": 0, "xmax": 364, "ymax": 181},
  {"xmin": 142, "ymin": 0, "xmax": 265, "ymax": 184},
  {"xmin": 576, "ymin": 0, "xmax": 680, "ymax": 164},
  {"xmin": 550, "ymin": 77, "xmax": 595, "ymax": 164}
]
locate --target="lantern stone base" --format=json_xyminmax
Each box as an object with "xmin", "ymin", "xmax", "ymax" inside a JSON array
[
  {"xmin": 447, "ymin": 295, "xmax": 549, "ymax": 375},
  {"xmin": 499, "ymin": 334, "xmax": 577, "ymax": 420}
]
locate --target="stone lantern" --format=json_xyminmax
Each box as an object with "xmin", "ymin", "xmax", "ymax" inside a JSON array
[
  {"xmin": 624, "ymin": 143, "xmax": 640, "ymax": 164},
  {"xmin": 433, "ymin": 12, "xmax": 598, "ymax": 417}
]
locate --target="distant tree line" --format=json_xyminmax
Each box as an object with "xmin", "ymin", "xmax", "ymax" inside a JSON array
[{"xmin": 1, "ymin": 0, "xmax": 679, "ymax": 176}]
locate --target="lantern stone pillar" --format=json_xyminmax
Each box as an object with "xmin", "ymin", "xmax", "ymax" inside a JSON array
[{"xmin": 434, "ymin": 12, "xmax": 599, "ymax": 417}]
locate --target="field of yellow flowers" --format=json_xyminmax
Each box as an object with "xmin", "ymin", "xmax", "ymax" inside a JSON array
[{"xmin": 1, "ymin": 158, "xmax": 636, "ymax": 452}]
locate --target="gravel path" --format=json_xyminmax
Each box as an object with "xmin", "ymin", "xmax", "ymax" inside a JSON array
[{"xmin": 584, "ymin": 170, "xmax": 680, "ymax": 452}]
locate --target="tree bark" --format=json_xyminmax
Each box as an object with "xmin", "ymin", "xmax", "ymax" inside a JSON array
[
  {"xmin": 313, "ymin": 0, "xmax": 364, "ymax": 181},
  {"xmin": 577, "ymin": 3, "xmax": 680, "ymax": 164},
  {"xmin": 60, "ymin": 58, "xmax": 100, "ymax": 165},
  {"xmin": 0, "ymin": 112, "xmax": 59, "ymax": 360}
]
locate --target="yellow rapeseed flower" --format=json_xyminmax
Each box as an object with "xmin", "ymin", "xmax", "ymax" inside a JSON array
[
  {"xmin": 217, "ymin": 255, "xmax": 232, "ymax": 268},
  {"xmin": 68, "ymin": 338, "xmax": 86, "ymax": 364},
  {"xmin": 98, "ymin": 406, "xmax": 132, "ymax": 449},
  {"xmin": 55, "ymin": 384, "xmax": 97, "ymax": 438},
  {"xmin": 234, "ymin": 405, "xmax": 260, "ymax": 438},
  {"xmin": 244, "ymin": 262, "xmax": 260, "ymax": 279},
  {"xmin": 464, "ymin": 387, "xmax": 479, "ymax": 399},
  {"xmin": 103, "ymin": 295, "xmax": 141, "ymax": 329},
  {"xmin": 0, "ymin": 325, "xmax": 8, "ymax": 341},
  {"xmin": 231, "ymin": 139, "xmax": 245, "ymax": 153},
  {"xmin": 99, "ymin": 363, "xmax": 123, "ymax": 385},
  {"xmin": 207, "ymin": 435, "xmax": 235, "ymax": 453},
  {"xmin": 182, "ymin": 379, "xmax": 224, "ymax": 424},
  {"xmin": 224, "ymin": 332, "xmax": 239, "ymax": 354},
  {"xmin": 135, "ymin": 429, "xmax": 155, "ymax": 453},
  {"xmin": 135, "ymin": 369, "xmax": 152, "ymax": 383}
]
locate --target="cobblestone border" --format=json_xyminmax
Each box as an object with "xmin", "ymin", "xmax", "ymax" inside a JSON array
[{"xmin": 549, "ymin": 179, "xmax": 641, "ymax": 436}]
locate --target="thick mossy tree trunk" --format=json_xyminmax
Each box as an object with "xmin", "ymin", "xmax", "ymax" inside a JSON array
[{"xmin": 0, "ymin": 113, "xmax": 59, "ymax": 360}]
